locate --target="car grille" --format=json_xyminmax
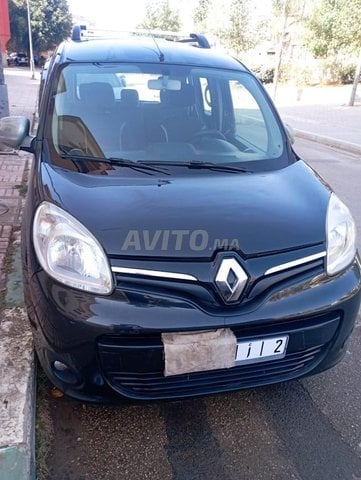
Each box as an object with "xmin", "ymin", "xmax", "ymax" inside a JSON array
[
  {"xmin": 98, "ymin": 343, "xmax": 327, "ymax": 400},
  {"xmin": 111, "ymin": 249, "xmax": 326, "ymax": 310}
]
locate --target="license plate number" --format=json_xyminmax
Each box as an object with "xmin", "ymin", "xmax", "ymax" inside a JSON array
[{"xmin": 235, "ymin": 336, "xmax": 288, "ymax": 365}]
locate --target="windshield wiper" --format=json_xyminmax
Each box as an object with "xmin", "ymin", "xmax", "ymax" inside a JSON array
[
  {"xmin": 187, "ymin": 161, "xmax": 252, "ymax": 173},
  {"xmin": 60, "ymin": 154, "xmax": 170, "ymax": 176},
  {"xmin": 146, "ymin": 161, "xmax": 252, "ymax": 173}
]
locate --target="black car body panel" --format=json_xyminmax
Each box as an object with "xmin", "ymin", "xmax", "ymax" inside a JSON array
[
  {"xmin": 25, "ymin": 255, "xmax": 360, "ymax": 402},
  {"xmin": 19, "ymin": 32, "xmax": 361, "ymax": 402},
  {"xmin": 40, "ymin": 160, "xmax": 329, "ymax": 258},
  {"xmin": 62, "ymin": 37, "xmax": 245, "ymax": 69}
]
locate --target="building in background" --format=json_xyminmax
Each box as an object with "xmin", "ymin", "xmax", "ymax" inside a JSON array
[{"xmin": 0, "ymin": 0, "xmax": 10, "ymax": 55}]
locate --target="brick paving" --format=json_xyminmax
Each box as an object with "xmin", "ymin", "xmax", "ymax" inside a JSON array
[
  {"xmin": 0, "ymin": 68, "xmax": 39, "ymax": 291},
  {"xmin": 0, "ymin": 156, "xmax": 26, "ymax": 289},
  {"xmin": 5, "ymin": 67, "xmax": 39, "ymax": 118}
]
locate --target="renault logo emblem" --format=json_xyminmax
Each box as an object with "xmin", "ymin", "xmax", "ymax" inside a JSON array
[{"xmin": 215, "ymin": 258, "xmax": 248, "ymax": 303}]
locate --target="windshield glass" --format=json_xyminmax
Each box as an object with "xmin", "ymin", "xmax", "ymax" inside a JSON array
[{"xmin": 49, "ymin": 63, "xmax": 285, "ymax": 169}]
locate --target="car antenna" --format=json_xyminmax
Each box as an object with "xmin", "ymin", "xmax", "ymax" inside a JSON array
[{"xmin": 150, "ymin": 32, "xmax": 165, "ymax": 62}]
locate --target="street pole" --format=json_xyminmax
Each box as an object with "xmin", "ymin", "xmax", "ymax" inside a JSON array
[
  {"xmin": 348, "ymin": 48, "xmax": 361, "ymax": 107},
  {"xmin": 26, "ymin": 0, "xmax": 35, "ymax": 80},
  {"xmin": 0, "ymin": 37, "xmax": 10, "ymax": 118}
]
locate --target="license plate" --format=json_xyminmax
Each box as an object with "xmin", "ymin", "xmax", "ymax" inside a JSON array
[{"xmin": 235, "ymin": 336, "xmax": 288, "ymax": 365}]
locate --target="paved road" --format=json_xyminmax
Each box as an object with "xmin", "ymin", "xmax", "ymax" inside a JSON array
[{"xmin": 42, "ymin": 139, "xmax": 361, "ymax": 480}]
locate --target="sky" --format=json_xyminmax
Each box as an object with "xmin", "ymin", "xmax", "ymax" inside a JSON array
[
  {"xmin": 67, "ymin": 0, "xmax": 196, "ymax": 31},
  {"xmin": 67, "ymin": 0, "xmax": 272, "ymax": 33}
]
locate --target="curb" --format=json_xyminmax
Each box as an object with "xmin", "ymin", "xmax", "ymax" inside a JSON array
[
  {"xmin": 294, "ymin": 129, "xmax": 361, "ymax": 156},
  {"xmin": 0, "ymin": 308, "xmax": 35, "ymax": 480},
  {"xmin": 1, "ymin": 71, "xmax": 40, "ymax": 480},
  {"xmin": 0, "ymin": 243, "xmax": 36, "ymax": 480}
]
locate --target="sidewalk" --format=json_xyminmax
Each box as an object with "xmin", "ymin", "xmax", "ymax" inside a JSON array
[
  {"xmin": 266, "ymin": 84, "xmax": 361, "ymax": 154},
  {"xmin": 0, "ymin": 67, "xmax": 39, "ymax": 480}
]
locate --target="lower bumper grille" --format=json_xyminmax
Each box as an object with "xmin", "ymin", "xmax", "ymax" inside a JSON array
[
  {"xmin": 98, "ymin": 314, "xmax": 340, "ymax": 400},
  {"xmin": 99, "ymin": 344, "xmax": 326, "ymax": 400}
]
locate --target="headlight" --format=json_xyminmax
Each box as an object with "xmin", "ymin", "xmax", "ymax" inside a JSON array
[
  {"xmin": 33, "ymin": 202, "xmax": 113, "ymax": 294},
  {"xmin": 326, "ymin": 193, "xmax": 356, "ymax": 275}
]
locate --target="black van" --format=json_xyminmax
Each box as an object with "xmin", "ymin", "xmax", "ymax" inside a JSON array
[{"xmin": 0, "ymin": 28, "xmax": 360, "ymax": 402}]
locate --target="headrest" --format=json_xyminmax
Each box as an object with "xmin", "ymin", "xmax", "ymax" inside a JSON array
[
  {"xmin": 120, "ymin": 89, "xmax": 139, "ymax": 107},
  {"xmin": 160, "ymin": 85, "xmax": 195, "ymax": 107},
  {"xmin": 79, "ymin": 82, "xmax": 115, "ymax": 109}
]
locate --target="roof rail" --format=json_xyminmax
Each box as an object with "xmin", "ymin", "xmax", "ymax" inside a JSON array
[
  {"xmin": 177, "ymin": 33, "xmax": 210, "ymax": 49},
  {"xmin": 70, "ymin": 25, "xmax": 211, "ymax": 49},
  {"xmin": 71, "ymin": 24, "xmax": 87, "ymax": 41}
]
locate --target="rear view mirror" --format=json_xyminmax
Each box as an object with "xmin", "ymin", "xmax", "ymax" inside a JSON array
[
  {"xmin": 148, "ymin": 77, "xmax": 181, "ymax": 91},
  {"xmin": 0, "ymin": 116, "xmax": 30, "ymax": 149}
]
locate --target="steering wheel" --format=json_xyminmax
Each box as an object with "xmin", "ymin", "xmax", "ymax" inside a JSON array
[{"xmin": 189, "ymin": 129, "xmax": 226, "ymax": 142}]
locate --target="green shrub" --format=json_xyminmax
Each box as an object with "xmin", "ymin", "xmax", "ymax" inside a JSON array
[
  {"xmin": 338, "ymin": 64, "xmax": 356, "ymax": 84},
  {"xmin": 279, "ymin": 63, "xmax": 292, "ymax": 84},
  {"xmin": 250, "ymin": 65, "xmax": 275, "ymax": 84},
  {"xmin": 320, "ymin": 60, "xmax": 357, "ymax": 85},
  {"xmin": 279, "ymin": 63, "xmax": 314, "ymax": 86},
  {"xmin": 249, "ymin": 59, "xmax": 358, "ymax": 86}
]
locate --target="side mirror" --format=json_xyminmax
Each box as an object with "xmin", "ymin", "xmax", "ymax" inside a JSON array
[
  {"xmin": 0, "ymin": 116, "xmax": 34, "ymax": 152},
  {"xmin": 284, "ymin": 122, "xmax": 295, "ymax": 145}
]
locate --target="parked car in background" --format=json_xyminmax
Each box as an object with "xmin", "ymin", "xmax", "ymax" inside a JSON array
[
  {"xmin": 6, "ymin": 52, "xmax": 17, "ymax": 66},
  {"xmin": 6, "ymin": 52, "xmax": 29, "ymax": 67},
  {"xmin": 15, "ymin": 53, "xmax": 29, "ymax": 66}
]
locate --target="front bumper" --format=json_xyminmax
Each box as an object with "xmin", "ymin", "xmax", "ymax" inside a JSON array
[{"xmin": 27, "ymin": 260, "xmax": 361, "ymax": 403}]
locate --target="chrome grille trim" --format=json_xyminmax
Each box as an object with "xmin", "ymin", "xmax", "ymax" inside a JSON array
[
  {"xmin": 112, "ymin": 267, "xmax": 197, "ymax": 281},
  {"xmin": 265, "ymin": 251, "xmax": 326, "ymax": 276},
  {"xmin": 112, "ymin": 251, "xmax": 326, "ymax": 282}
]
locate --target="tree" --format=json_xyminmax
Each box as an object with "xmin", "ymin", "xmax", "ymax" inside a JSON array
[
  {"xmin": 138, "ymin": 1, "xmax": 181, "ymax": 32},
  {"xmin": 272, "ymin": 0, "xmax": 306, "ymax": 21},
  {"xmin": 271, "ymin": 0, "xmax": 307, "ymax": 99},
  {"xmin": 7, "ymin": 0, "xmax": 72, "ymax": 53},
  {"xmin": 307, "ymin": 0, "xmax": 361, "ymax": 58},
  {"xmin": 30, "ymin": 0, "xmax": 72, "ymax": 51},
  {"xmin": 221, "ymin": 0, "xmax": 254, "ymax": 55},
  {"xmin": 193, "ymin": 0, "xmax": 211, "ymax": 32},
  {"xmin": 307, "ymin": 0, "xmax": 361, "ymax": 105},
  {"xmin": 7, "ymin": 0, "xmax": 29, "ymax": 53}
]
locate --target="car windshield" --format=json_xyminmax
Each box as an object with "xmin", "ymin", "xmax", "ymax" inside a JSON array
[{"xmin": 49, "ymin": 63, "xmax": 286, "ymax": 169}]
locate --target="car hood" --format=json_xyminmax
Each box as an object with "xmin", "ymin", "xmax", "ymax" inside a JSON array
[{"xmin": 41, "ymin": 160, "xmax": 330, "ymax": 259}]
